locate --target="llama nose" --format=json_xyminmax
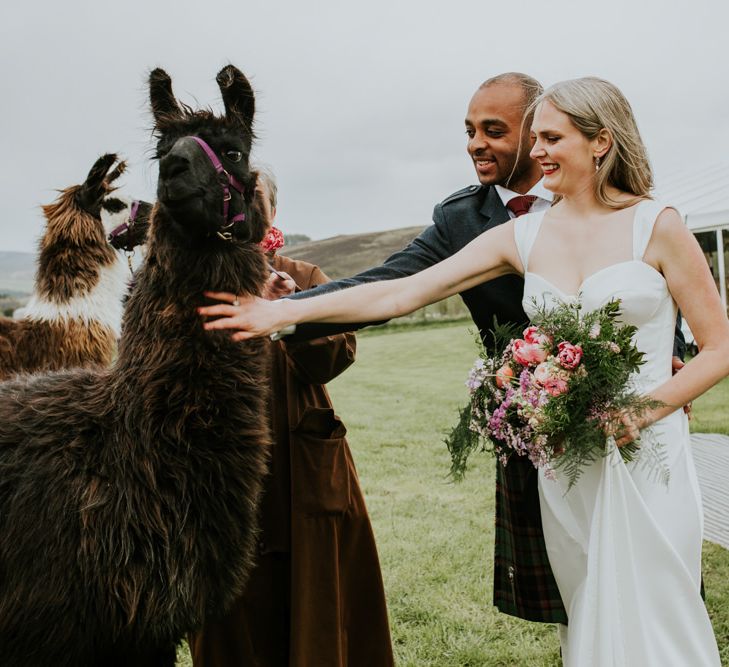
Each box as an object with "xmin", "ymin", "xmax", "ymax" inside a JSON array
[{"xmin": 159, "ymin": 153, "xmax": 190, "ymax": 180}]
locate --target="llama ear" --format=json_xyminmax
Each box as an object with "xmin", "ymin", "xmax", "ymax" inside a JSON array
[
  {"xmin": 216, "ymin": 65, "xmax": 255, "ymax": 132},
  {"xmin": 149, "ymin": 68, "xmax": 182, "ymax": 128},
  {"xmin": 77, "ymin": 153, "xmax": 118, "ymax": 214},
  {"xmin": 104, "ymin": 159, "xmax": 127, "ymax": 188}
]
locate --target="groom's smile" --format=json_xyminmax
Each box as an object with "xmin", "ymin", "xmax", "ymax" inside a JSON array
[{"xmin": 464, "ymin": 80, "xmax": 542, "ymax": 193}]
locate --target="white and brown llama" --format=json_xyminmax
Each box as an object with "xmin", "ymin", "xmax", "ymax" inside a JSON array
[
  {"xmin": 0, "ymin": 65, "xmax": 271, "ymax": 666},
  {"xmin": 0, "ymin": 156, "xmax": 152, "ymax": 379}
]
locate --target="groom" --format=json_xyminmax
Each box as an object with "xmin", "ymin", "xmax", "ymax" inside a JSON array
[{"xmin": 282, "ymin": 72, "xmax": 685, "ymax": 624}]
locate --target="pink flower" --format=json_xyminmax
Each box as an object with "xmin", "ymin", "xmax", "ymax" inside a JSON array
[
  {"xmin": 608, "ymin": 342, "xmax": 620, "ymax": 354},
  {"xmin": 512, "ymin": 339, "xmax": 549, "ymax": 366},
  {"xmin": 557, "ymin": 341, "xmax": 583, "ymax": 369},
  {"xmin": 533, "ymin": 361, "xmax": 552, "ymax": 385},
  {"xmin": 523, "ymin": 326, "xmax": 552, "ymax": 348},
  {"xmin": 543, "ymin": 376, "xmax": 569, "ymax": 396},
  {"xmin": 495, "ymin": 364, "xmax": 515, "ymax": 389},
  {"xmin": 588, "ymin": 323, "xmax": 601, "ymax": 339}
]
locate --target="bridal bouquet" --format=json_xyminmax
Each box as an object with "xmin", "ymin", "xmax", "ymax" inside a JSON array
[{"xmin": 447, "ymin": 299, "xmax": 664, "ymax": 488}]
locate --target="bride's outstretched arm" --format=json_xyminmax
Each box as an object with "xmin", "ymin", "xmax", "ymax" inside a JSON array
[
  {"xmin": 641, "ymin": 208, "xmax": 729, "ymax": 425},
  {"xmin": 199, "ymin": 220, "xmax": 521, "ymax": 340}
]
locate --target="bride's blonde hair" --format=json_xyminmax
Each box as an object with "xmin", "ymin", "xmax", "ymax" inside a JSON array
[{"xmin": 533, "ymin": 77, "xmax": 653, "ymax": 208}]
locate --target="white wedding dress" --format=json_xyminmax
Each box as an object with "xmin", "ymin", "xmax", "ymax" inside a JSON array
[{"xmin": 514, "ymin": 201, "xmax": 721, "ymax": 666}]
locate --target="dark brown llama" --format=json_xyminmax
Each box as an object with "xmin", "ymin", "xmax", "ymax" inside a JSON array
[
  {"xmin": 0, "ymin": 65, "xmax": 271, "ymax": 666},
  {"xmin": 0, "ymin": 156, "xmax": 152, "ymax": 379}
]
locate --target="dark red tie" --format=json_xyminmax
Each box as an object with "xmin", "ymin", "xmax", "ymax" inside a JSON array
[{"xmin": 506, "ymin": 195, "xmax": 537, "ymax": 217}]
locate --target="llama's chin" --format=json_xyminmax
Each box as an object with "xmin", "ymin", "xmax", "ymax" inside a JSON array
[
  {"xmin": 101, "ymin": 198, "xmax": 133, "ymax": 237},
  {"xmin": 158, "ymin": 204, "xmax": 227, "ymax": 245},
  {"xmin": 159, "ymin": 191, "xmax": 204, "ymax": 217}
]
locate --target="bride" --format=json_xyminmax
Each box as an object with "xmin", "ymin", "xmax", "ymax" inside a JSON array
[{"xmin": 199, "ymin": 77, "xmax": 728, "ymax": 665}]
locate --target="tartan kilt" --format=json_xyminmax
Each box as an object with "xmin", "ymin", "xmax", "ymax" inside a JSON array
[{"xmin": 493, "ymin": 454, "xmax": 568, "ymax": 624}]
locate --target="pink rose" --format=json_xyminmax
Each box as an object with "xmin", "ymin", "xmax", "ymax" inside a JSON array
[
  {"xmin": 495, "ymin": 364, "xmax": 514, "ymax": 389},
  {"xmin": 533, "ymin": 361, "xmax": 552, "ymax": 385},
  {"xmin": 512, "ymin": 339, "xmax": 549, "ymax": 366},
  {"xmin": 543, "ymin": 376, "xmax": 569, "ymax": 396},
  {"xmin": 557, "ymin": 341, "xmax": 583, "ymax": 369},
  {"xmin": 523, "ymin": 326, "xmax": 552, "ymax": 347}
]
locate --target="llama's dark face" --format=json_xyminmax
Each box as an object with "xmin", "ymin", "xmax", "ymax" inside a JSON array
[
  {"xmin": 106, "ymin": 199, "xmax": 154, "ymax": 251},
  {"xmin": 67, "ymin": 154, "xmax": 149, "ymax": 243},
  {"xmin": 150, "ymin": 66, "xmax": 265, "ymax": 247}
]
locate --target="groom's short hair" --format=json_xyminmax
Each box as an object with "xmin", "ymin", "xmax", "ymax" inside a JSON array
[{"xmin": 480, "ymin": 72, "xmax": 543, "ymax": 116}]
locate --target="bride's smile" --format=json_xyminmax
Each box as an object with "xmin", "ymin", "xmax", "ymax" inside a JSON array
[{"xmin": 530, "ymin": 99, "xmax": 609, "ymax": 199}]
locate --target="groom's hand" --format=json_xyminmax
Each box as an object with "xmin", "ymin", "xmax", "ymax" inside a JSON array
[{"xmin": 672, "ymin": 356, "xmax": 692, "ymax": 418}]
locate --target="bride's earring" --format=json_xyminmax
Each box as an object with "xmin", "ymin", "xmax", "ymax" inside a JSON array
[{"xmin": 595, "ymin": 156, "xmax": 601, "ymax": 171}]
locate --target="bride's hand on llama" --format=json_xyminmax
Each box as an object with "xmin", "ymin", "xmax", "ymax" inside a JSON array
[{"xmin": 199, "ymin": 291, "xmax": 290, "ymax": 340}]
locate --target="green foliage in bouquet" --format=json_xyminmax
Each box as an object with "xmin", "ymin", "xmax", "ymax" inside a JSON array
[
  {"xmin": 446, "ymin": 299, "xmax": 665, "ymax": 488},
  {"xmin": 446, "ymin": 320, "xmax": 521, "ymax": 481}
]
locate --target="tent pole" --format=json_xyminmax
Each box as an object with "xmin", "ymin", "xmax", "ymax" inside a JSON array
[{"xmin": 716, "ymin": 228, "xmax": 727, "ymax": 315}]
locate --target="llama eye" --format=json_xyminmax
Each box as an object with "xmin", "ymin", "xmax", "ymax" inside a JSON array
[{"xmin": 226, "ymin": 150, "xmax": 243, "ymax": 163}]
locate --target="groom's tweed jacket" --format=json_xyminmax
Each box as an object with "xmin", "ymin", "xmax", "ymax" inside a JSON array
[{"xmin": 289, "ymin": 183, "xmax": 568, "ymax": 623}]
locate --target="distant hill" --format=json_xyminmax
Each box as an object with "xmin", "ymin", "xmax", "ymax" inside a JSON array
[
  {"xmin": 0, "ymin": 252, "xmax": 34, "ymax": 296},
  {"xmin": 284, "ymin": 226, "xmax": 427, "ymax": 279},
  {"xmin": 284, "ymin": 233, "xmax": 311, "ymax": 247},
  {"xmin": 284, "ymin": 226, "xmax": 469, "ymax": 321}
]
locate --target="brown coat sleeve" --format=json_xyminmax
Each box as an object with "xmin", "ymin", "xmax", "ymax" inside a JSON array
[{"xmin": 280, "ymin": 263, "xmax": 356, "ymax": 385}]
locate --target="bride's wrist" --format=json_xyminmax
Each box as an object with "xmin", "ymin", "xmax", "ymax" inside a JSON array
[{"xmin": 271, "ymin": 297, "xmax": 300, "ymax": 329}]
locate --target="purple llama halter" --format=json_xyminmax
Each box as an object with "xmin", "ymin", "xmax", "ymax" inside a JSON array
[
  {"xmin": 190, "ymin": 136, "xmax": 247, "ymax": 241},
  {"xmin": 108, "ymin": 200, "xmax": 141, "ymax": 251}
]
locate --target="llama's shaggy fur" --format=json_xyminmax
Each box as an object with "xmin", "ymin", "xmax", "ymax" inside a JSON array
[
  {"xmin": 0, "ymin": 65, "xmax": 271, "ymax": 666},
  {"xmin": 0, "ymin": 157, "xmax": 152, "ymax": 378}
]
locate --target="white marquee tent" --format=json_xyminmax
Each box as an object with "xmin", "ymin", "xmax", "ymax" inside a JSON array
[{"xmin": 657, "ymin": 162, "xmax": 729, "ymax": 313}]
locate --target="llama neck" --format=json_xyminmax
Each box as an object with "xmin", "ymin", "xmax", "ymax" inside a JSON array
[
  {"xmin": 115, "ymin": 238, "xmax": 267, "ymax": 364},
  {"xmin": 23, "ymin": 255, "xmax": 130, "ymax": 337}
]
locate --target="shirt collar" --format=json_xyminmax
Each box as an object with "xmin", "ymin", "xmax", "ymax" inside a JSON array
[{"xmin": 494, "ymin": 179, "xmax": 553, "ymax": 207}]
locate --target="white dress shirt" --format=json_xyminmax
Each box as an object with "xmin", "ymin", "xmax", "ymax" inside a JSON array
[{"xmin": 495, "ymin": 180, "xmax": 553, "ymax": 218}]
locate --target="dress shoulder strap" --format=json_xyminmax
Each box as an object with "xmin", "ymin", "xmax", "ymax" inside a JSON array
[
  {"xmin": 632, "ymin": 199, "xmax": 676, "ymax": 260},
  {"xmin": 513, "ymin": 209, "xmax": 547, "ymax": 272}
]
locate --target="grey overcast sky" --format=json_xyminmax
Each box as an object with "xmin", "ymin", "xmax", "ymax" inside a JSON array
[{"xmin": 1, "ymin": 0, "xmax": 727, "ymax": 253}]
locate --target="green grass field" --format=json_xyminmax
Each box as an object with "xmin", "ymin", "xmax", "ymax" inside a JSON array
[
  {"xmin": 179, "ymin": 321, "xmax": 729, "ymax": 666},
  {"xmin": 689, "ymin": 360, "xmax": 729, "ymax": 435}
]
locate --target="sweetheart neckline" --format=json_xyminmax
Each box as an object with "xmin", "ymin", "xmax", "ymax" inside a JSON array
[{"xmin": 524, "ymin": 260, "xmax": 667, "ymax": 298}]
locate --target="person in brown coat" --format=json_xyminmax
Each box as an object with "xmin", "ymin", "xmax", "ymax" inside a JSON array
[{"xmin": 189, "ymin": 169, "xmax": 393, "ymax": 667}]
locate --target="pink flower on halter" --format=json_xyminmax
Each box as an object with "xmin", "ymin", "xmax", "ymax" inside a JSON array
[{"xmin": 259, "ymin": 226, "xmax": 285, "ymax": 254}]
